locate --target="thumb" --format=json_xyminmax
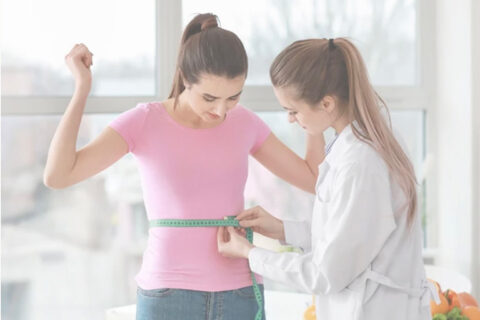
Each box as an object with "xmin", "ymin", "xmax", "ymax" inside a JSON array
[
  {"xmin": 217, "ymin": 226, "xmax": 225, "ymax": 243},
  {"xmin": 239, "ymin": 219, "xmax": 259, "ymax": 228}
]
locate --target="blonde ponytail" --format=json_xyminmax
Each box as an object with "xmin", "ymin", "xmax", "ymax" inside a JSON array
[{"xmin": 270, "ymin": 38, "xmax": 418, "ymax": 225}]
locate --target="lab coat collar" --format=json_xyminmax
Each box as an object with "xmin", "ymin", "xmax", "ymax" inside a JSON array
[
  {"xmin": 323, "ymin": 122, "xmax": 357, "ymax": 166},
  {"xmin": 315, "ymin": 124, "xmax": 357, "ymax": 191}
]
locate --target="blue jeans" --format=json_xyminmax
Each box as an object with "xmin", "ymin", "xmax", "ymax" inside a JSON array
[{"xmin": 136, "ymin": 285, "xmax": 265, "ymax": 320}]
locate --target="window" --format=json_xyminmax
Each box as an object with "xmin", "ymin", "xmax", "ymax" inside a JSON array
[
  {"xmin": 2, "ymin": 0, "xmax": 434, "ymax": 318},
  {"xmin": 183, "ymin": 0, "xmax": 417, "ymax": 86},
  {"xmin": 2, "ymin": 115, "xmax": 146, "ymax": 319},
  {"xmin": 1, "ymin": 0, "xmax": 156, "ymax": 96}
]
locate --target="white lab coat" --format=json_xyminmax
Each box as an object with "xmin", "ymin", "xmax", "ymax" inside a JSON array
[{"xmin": 248, "ymin": 124, "xmax": 439, "ymax": 320}]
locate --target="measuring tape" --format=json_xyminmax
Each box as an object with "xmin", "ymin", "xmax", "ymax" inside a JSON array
[{"xmin": 149, "ymin": 216, "xmax": 264, "ymax": 320}]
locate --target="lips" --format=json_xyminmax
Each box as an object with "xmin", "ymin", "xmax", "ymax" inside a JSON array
[{"xmin": 207, "ymin": 112, "xmax": 220, "ymax": 120}]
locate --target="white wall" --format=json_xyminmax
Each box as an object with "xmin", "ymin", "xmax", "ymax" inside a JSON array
[
  {"xmin": 472, "ymin": 0, "xmax": 480, "ymax": 298},
  {"xmin": 436, "ymin": 0, "xmax": 479, "ymax": 296}
]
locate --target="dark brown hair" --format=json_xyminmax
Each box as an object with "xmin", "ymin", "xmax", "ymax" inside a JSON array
[
  {"xmin": 270, "ymin": 38, "xmax": 418, "ymax": 225},
  {"xmin": 169, "ymin": 13, "xmax": 248, "ymax": 107}
]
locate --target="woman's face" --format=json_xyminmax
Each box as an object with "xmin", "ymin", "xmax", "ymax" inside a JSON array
[
  {"xmin": 273, "ymin": 86, "xmax": 336, "ymax": 135},
  {"xmin": 183, "ymin": 73, "xmax": 246, "ymax": 123}
]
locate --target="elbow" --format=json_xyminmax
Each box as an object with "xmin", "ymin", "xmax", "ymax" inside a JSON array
[
  {"xmin": 43, "ymin": 171, "xmax": 68, "ymax": 190},
  {"xmin": 308, "ymin": 179, "xmax": 317, "ymax": 195},
  {"xmin": 308, "ymin": 269, "xmax": 346, "ymax": 295},
  {"xmin": 320, "ymin": 275, "xmax": 351, "ymax": 295}
]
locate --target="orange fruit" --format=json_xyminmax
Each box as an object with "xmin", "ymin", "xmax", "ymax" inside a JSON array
[
  {"xmin": 303, "ymin": 304, "xmax": 316, "ymax": 320},
  {"xmin": 431, "ymin": 293, "xmax": 450, "ymax": 315},
  {"xmin": 428, "ymin": 278, "xmax": 442, "ymax": 293},
  {"xmin": 445, "ymin": 289, "xmax": 462, "ymax": 311},
  {"xmin": 462, "ymin": 306, "xmax": 480, "ymax": 320},
  {"xmin": 458, "ymin": 292, "xmax": 479, "ymax": 309}
]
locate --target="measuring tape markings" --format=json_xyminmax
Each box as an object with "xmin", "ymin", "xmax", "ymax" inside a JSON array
[{"xmin": 149, "ymin": 216, "xmax": 264, "ymax": 320}]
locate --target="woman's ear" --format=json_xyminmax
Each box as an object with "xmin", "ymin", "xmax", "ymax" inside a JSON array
[
  {"xmin": 321, "ymin": 95, "xmax": 336, "ymax": 114},
  {"xmin": 180, "ymin": 70, "xmax": 192, "ymax": 90},
  {"xmin": 184, "ymin": 81, "xmax": 192, "ymax": 90}
]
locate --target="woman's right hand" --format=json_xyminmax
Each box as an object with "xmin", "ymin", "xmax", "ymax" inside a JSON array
[
  {"xmin": 65, "ymin": 43, "xmax": 93, "ymax": 91},
  {"xmin": 236, "ymin": 206, "xmax": 285, "ymax": 241}
]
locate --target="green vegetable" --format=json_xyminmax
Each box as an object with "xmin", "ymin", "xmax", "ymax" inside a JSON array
[
  {"xmin": 446, "ymin": 307, "xmax": 463, "ymax": 320},
  {"xmin": 433, "ymin": 314, "xmax": 447, "ymax": 320}
]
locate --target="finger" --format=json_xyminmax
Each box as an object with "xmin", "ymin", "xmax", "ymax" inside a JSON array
[
  {"xmin": 227, "ymin": 226, "xmax": 240, "ymax": 239},
  {"xmin": 81, "ymin": 56, "xmax": 90, "ymax": 68},
  {"xmin": 236, "ymin": 208, "xmax": 256, "ymax": 221},
  {"xmin": 86, "ymin": 55, "xmax": 93, "ymax": 67},
  {"xmin": 235, "ymin": 226, "xmax": 246, "ymax": 233},
  {"xmin": 239, "ymin": 218, "xmax": 260, "ymax": 228},
  {"xmin": 238, "ymin": 228, "xmax": 247, "ymax": 237},
  {"xmin": 217, "ymin": 226, "xmax": 225, "ymax": 244}
]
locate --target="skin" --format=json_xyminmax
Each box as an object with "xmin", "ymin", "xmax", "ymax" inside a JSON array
[{"xmin": 217, "ymin": 86, "xmax": 352, "ymax": 259}]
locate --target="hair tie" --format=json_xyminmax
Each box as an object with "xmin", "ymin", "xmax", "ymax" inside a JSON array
[
  {"xmin": 201, "ymin": 17, "xmax": 218, "ymax": 31},
  {"xmin": 328, "ymin": 38, "xmax": 335, "ymax": 49}
]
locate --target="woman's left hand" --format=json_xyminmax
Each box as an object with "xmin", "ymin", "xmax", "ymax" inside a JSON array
[{"xmin": 217, "ymin": 226, "xmax": 254, "ymax": 259}]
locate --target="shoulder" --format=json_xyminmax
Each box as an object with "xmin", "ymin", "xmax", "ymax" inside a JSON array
[
  {"xmin": 118, "ymin": 101, "xmax": 154, "ymax": 117},
  {"xmin": 336, "ymin": 138, "xmax": 389, "ymax": 181},
  {"xmin": 230, "ymin": 104, "xmax": 253, "ymax": 118},
  {"xmin": 127, "ymin": 101, "xmax": 166, "ymax": 122},
  {"xmin": 232, "ymin": 104, "xmax": 269, "ymax": 126}
]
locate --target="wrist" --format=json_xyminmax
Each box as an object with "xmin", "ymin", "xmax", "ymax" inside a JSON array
[
  {"xmin": 74, "ymin": 84, "xmax": 91, "ymax": 98},
  {"xmin": 277, "ymin": 219, "xmax": 286, "ymax": 241},
  {"xmin": 244, "ymin": 243, "xmax": 255, "ymax": 259}
]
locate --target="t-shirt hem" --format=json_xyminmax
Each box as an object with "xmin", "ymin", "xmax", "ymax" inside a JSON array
[{"xmin": 135, "ymin": 275, "xmax": 263, "ymax": 292}]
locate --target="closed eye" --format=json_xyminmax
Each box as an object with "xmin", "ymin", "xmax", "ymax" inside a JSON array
[{"xmin": 203, "ymin": 96, "xmax": 216, "ymax": 102}]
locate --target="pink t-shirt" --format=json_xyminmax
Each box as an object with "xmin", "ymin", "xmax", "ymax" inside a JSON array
[{"xmin": 109, "ymin": 102, "xmax": 271, "ymax": 291}]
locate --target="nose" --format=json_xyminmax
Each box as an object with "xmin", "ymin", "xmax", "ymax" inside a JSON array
[
  {"xmin": 288, "ymin": 113, "xmax": 296, "ymax": 123},
  {"xmin": 212, "ymin": 103, "xmax": 227, "ymax": 117}
]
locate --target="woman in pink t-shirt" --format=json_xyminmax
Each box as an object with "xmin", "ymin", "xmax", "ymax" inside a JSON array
[{"xmin": 44, "ymin": 13, "xmax": 324, "ymax": 320}]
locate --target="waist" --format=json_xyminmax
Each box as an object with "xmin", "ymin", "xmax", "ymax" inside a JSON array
[
  {"xmin": 143, "ymin": 227, "xmax": 249, "ymax": 271},
  {"xmin": 137, "ymin": 241, "xmax": 262, "ymax": 291}
]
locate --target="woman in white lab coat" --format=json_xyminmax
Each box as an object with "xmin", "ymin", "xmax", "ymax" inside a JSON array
[{"xmin": 217, "ymin": 38, "xmax": 439, "ymax": 320}]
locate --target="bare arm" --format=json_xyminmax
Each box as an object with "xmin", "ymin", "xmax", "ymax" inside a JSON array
[
  {"xmin": 44, "ymin": 44, "xmax": 128, "ymax": 189},
  {"xmin": 305, "ymin": 133, "xmax": 325, "ymax": 177},
  {"xmin": 252, "ymin": 133, "xmax": 325, "ymax": 194}
]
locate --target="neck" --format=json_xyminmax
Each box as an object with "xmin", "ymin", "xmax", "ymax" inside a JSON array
[
  {"xmin": 332, "ymin": 114, "xmax": 352, "ymax": 135},
  {"xmin": 175, "ymin": 92, "xmax": 204, "ymax": 126}
]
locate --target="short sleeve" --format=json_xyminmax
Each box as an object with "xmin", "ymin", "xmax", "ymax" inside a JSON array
[
  {"xmin": 245, "ymin": 109, "xmax": 271, "ymax": 154},
  {"xmin": 109, "ymin": 103, "xmax": 149, "ymax": 153}
]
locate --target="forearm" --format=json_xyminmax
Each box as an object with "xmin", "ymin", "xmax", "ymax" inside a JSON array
[
  {"xmin": 44, "ymin": 87, "xmax": 89, "ymax": 187},
  {"xmin": 248, "ymin": 248, "xmax": 329, "ymax": 294},
  {"xmin": 253, "ymin": 134, "xmax": 320, "ymax": 194},
  {"xmin": 305, "ymin": 133, "xmax": 325, "ymax": 177}
]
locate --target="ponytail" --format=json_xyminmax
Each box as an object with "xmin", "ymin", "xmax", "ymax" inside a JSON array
[{"xmin": 270, "ymin": 38, "xmax": 418, "ymax": 225}]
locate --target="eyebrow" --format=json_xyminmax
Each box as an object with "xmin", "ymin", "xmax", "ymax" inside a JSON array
[{"xmin": 203, "ymin": 90, "xmax": 243, "ymax": 99}]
